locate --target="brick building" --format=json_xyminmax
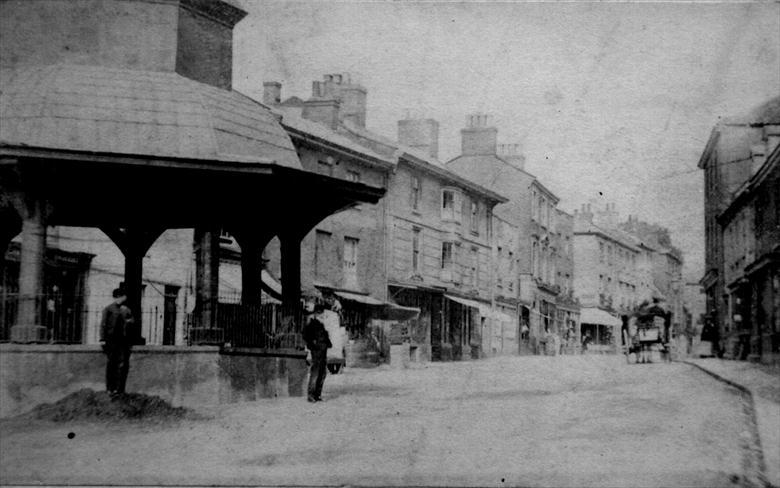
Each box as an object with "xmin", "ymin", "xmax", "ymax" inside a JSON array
[
  {"xmin": 698, "ymin": 96, "xmax": 780, "ymax": 362},
  {"xmin": 263, "ymin": 75, "xmax": 507, "ymax": 362},
  {"xmin": 446, "ymin": 115, "xmax": 577, "ymax": 354},
  {"xmin": 716, "ymin": 122, "xmax": 779, "ymax": 363}
]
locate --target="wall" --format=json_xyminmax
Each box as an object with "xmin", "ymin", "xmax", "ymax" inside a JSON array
[
  {"xmin": 385, "ymin": 163, "xmax": 492, "ymax": 300},
  {"xmin": 573, "ymin": 234, "xmax": 601, "ymax": 307},
  {"xmin": 0, "ymin": 345, "xmax": 307, "ymax": 418}
]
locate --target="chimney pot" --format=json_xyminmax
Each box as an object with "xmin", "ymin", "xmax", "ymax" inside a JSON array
[{"xmin": 461, "ymin": 113, "xmax": 497, "ymax": 156}]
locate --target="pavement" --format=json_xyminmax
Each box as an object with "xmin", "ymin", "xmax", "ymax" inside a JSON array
[
  {"xmin": 683, "ymin": 358, "xmax": 780, "ymax": 488},
  {"xmin": 1, "ymin": 355, "xmax": 764, "ymax": 487}
]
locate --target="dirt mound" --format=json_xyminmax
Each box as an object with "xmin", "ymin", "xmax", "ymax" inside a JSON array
[{"xmin": 26, "ymin": 389, "xmax": 196, "ymax": 422}]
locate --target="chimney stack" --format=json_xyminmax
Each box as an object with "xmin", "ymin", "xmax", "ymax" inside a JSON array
[
  {"xmin": 579, "ymin": 204, "xmax": 594, "ymax": 223},
  {"xmin": 497, "ymin": 143, "xmax": 525, "ymax": 170},
  {"xmin": 309, "ymin": 73, "xmax": 367, "ymax": 128},
  {"xmin": 398, "ymin": 116, "xmax": 440, "ymax": 159},
  {"xmin": 302, "ymin": 99, "xmax": 341, "ymax": 130},
  {"xmin": 461, "ymin": 113, "xmax": 498, "ymax": 156},
  {"xmin": 263, "ymin": 81, "xmax": 281, "ymax": 105}
]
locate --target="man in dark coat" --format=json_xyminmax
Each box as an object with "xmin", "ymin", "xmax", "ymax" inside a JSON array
[
  {"xmin": 100, "ymin": 286, "xmax": 135, "ymax": 397},
  {"xmin": 302, "ymin": 303, "xmax": 332, "ymax": 403}
]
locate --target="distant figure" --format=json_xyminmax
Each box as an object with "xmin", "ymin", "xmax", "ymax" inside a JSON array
[
  {"xmin": 582, "ymin": 332, "xmax": 592, "ymax": 352},
  {"xmin": 302, "ymin": 303, "xmax": 332, "ymax": 403},
  {"xmin": 100, "ymin": 286, "xmax": 135, "ymax": 398},
  {"xmin": 544, "ymin": 327, "xmax": 558, "ymax": 356},
  {"xmin": 520, "ymin": 323, "xmax": 529, "ymax": 341},
  {"xmin": 699, "ymin": 318, "xmax": 717, "ymax": 358}
]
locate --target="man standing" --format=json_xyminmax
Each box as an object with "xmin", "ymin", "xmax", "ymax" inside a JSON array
[
  {"xmin": 100, "ymin": 286, "xmax": 135, "ymax": 397},
  {"xmin": 302, "ymin": 303, "xmax": 332, "ymax": 403}
]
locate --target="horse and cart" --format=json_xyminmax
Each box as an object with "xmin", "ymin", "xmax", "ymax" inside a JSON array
[{"xmin": 622, "ymin": 302, "xmax": 672, "ymax": 364}]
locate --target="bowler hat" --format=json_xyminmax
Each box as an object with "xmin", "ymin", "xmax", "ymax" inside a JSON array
[{"xmin": 112, "ymin": 286, "xmax": 127, "ymax": 298}]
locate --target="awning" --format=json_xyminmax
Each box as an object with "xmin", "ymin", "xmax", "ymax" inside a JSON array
[
  {"xmin": 377, "ymin": 303, "xmax": 420, "ymax": 321},
  {"xmin": 334, "ymin": 290, "xmax": 420, "ymax": 321},
  {"xmin": 334, "ymin": 290, "xmax": 384, "ymax": 306},
  {"xmin": 261, "ymin": 269, "xmax": 283, "ymax": 301},
  {"xmin": 580, "ymin": 307, "xmax": 622, "ymax": 327},
  {"xmin": 445, "ymin": 294, "xmax": 492, "ymax": 318}
]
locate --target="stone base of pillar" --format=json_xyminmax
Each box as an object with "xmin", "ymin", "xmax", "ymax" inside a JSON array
[
  {"xmin": 189, "ymin": 327, "xmax": 224, "ymax": 345},
  {"xmin": 10, "ymin": 325, "xmax": 48, "ymax": 343}
]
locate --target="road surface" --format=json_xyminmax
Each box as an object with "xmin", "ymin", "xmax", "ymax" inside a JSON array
[{"xmin": 0, "ymin": 355, "xmax": 762, "ymax": 487}]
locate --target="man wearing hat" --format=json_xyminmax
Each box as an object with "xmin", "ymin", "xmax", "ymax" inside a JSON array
[
  {"xmin": 100, "ymin": 285, "xmax": 135, "ymax": 397},
  {"xmin": 302, "ymin": 301, "xmax": 332, "ymax": 402}
]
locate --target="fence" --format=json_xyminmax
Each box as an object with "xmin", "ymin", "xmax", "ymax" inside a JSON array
[
  {"xmin": 0, "ymin": 292, "xmax": 90, "ymax": 343},
  {"xmin": 1, "ymin": 291, "xmax": 306, "ymax": 350},
  {"xmin": 207, "ymin": 294, "xmax": 305, "ymax": 349}
]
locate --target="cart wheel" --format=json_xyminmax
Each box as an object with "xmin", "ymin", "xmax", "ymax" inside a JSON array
[{"xmin": 327, "ymin": 364, "xmax": 342, "ymax": 374}]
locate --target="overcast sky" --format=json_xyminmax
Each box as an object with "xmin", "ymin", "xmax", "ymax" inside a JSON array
[{"xmin": 232, "ymin": 1, "xmax": 780, "ymax": 282}]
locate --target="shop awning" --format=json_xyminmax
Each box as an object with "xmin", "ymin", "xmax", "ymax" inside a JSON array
[
  {"xmin": 334, "ymin": 290, "xmax": 419, "ymax": 321},
  {"xmin": 377, "ymin": 303, "xmax": 420, "ymax": 321},
  {"xmin": 261, "ymin": 270, "xmax": 283, "ymax": 301},
  {"xmin": 580, "ymin": 307, "xmax": 622, "ymax": 327},
  {"xmin": 334, "ymin": 290, "xmax": 385, "ymax": 305},
  {"xmin": 445, "ymin": 294, "xmax": 492, "ymax": 318}
]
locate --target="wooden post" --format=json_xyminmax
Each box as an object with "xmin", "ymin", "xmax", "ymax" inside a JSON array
[
  {"xmin": 232, "ymin": 230, "xmax": 267, "ymax": 306},
  {"xmin": 123, "ymin": 245, "xmax": 144, "ymax": 343},
  {"xmin": 10, "ymin": 197, "xmax": 48, "ymax": 343},
  {"xmin": 101, "ymin": 227, "xmax": 163, "ymax": 345},
  {"xmin": 191, "ymin": 228, "xmax": 221, "ymax": 344},
  {"xmin": 194, "ymin": 229, "xmax": 219, "ymax": 328},
  {"xmin": 280, "ymin": 232, "xmax": 302, "ymax": 317}
]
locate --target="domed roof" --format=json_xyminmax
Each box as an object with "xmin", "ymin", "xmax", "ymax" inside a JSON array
[{"xmin": 0, "ymin": 64, "xmax": 301, "ymax": 169}]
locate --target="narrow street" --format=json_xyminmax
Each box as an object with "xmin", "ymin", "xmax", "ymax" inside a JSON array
[{"xmin": 0, "ymin": 356, "xmax": 761, "ymax": 487}]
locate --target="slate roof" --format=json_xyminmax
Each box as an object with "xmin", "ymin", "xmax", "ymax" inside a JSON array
[
  {"xmin": 273, "ymin": 106, "xmax": 393, "ymax": 165},
  {"xmin": 573, "ymin": 219, "xmax": 641, "ymax": 252},
  {"xmin": 339, "ymin": 122, "xmax": 507, "ymax": 203},
  {"xmin": 0, "ymin": 64, "xmax": 301, "ymax": 168}
]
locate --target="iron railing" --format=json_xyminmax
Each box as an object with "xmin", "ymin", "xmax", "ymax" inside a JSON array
[
  {"xmin": 209, "ymin": 295, "xmax": 305, "ymax": 349},
  {"xmin": 1, "ymin": 291, "xmax": 306, "ymax": 350}
]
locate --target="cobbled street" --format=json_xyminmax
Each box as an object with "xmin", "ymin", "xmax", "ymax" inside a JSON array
[{"xmin": 0, "ymin": 355, "xmax": 762, "ymax": 487}]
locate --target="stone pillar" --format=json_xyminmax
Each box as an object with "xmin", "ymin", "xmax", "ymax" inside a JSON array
[
  {"xmin": 191, "ymin": 228, "xmax": 222, "ymax": 344},
  {"xmin": 280, "ymin": 233, "xmax": 302, "ymax": 319},
  {"xmin": 11, "ymin": 197, "xmax": 48, "ymax": 343}
]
